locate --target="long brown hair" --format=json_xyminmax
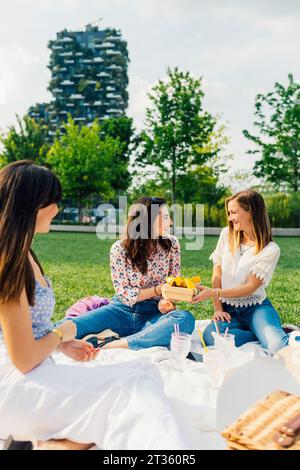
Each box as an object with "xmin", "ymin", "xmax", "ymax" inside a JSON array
[
  {"xmin": 122, "ymin": 196, "xmax": 172, "ymax": 274},
  {"xmin": 0, "ymin": 160, "xmax": 62, "ymax": 306},
  {"xmin": 225, "ymin": 189, "xmax": 272, "ymax": 254}
]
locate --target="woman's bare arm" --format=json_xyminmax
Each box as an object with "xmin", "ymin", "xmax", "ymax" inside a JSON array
[
  {"xmin": 211, "ymin": 264, "xmax": 223, "ymax": 311},
  {"xmin": 217, "ymin": 274, "xmax": 263, "ymax": 298},
  {"xmin": 136, "ymin": 283, "xmax": 167, "ymax": 302},
  {"xmin": 0, "ymin": 289, "xmax": 67, "ymax": 374},
  {"xmin": 192, "ymin": 274, "xmax": 263, "ymax": 303}
]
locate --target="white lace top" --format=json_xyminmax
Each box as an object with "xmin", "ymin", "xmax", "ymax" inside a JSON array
[{"xmin": 209, "ymin": 227, "xmax": 280, "ymax": 308}]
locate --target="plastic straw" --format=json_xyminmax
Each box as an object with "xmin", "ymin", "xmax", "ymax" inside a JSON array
[
  {"xmin": 224, "ymin": 327, "xmax": 229, "ymax": 337},
  {"xmin": 197, "ymin": 326, "xmax": 208, "ymax": 352},
  {"xmin": 214, "ymin": 319, "xmax": 220, "ymax": 335}
]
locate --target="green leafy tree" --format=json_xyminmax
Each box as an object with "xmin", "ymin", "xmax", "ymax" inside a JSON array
[
  {"xmin": 177, "ymin": 164, "xmax": 227, "ymax": 201},
  {"xmin": 0, "ymin": 115, "xmax": 50, "ymax": 167},
  {"xmin": 128, "ymin": 168, "xmax": 229, "ymax": 226},
  {"xmin": 176, "ymin": 166, "xmax": 228, "ymax": 226},
  {"xmin": 243, "ymin": 74, "xmax": 300, "ymax": 192},
  {"xmin": 47, "ymin": 118, "xmax": 121, "ymax": 221},
  {"xmin": 100, "ymin": 116, "xmax": 134, "ymax": 195},
  {"xmin": 135, "ymin": 67, "xmax": 226, "ymax": 204},
  {"xmin": 128, "ymin": 177, "xmax": 171, "ymax": 205}
]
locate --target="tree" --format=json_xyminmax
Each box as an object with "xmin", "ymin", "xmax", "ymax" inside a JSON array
[
  {"xmin": 243, "ymin": 74, "xmax": 300, "ymax": 192},
  {"xmin": 128, "ymin": 177, "xmax": 171, "ymax": 205},
  {"xmin": 134, "ymin": 67, "xmax": 225, "ymax": 204},
  {"xmin": 0, "ymin": 115, "xmax": 50, "ymax": 167},
  {"xmin": 176, "ymin": 166, "xmax": 227, "ymax": 202},
  {"xmin": 176, "ymin": 166, "xmax": 228, "ymax": 225},
  {"xmin": 100, "ymin": 116, "xmax": 134, "ymax": 195},
  {"xmin": 47, "ymin": 118, "xmax": 121, "ymax": 221}
]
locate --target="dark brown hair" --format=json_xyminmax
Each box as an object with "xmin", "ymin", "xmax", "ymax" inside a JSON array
[
  {"xmin": 225, "ymin": 189, "xmax": 272, "ymax": 254},
  {"xmin": 0, "ymin": 160, "xmax": 62, "ymax": 305},
  {"xmin": 122, "ymin": 196, "xmax": 172, "ymax": 274}
]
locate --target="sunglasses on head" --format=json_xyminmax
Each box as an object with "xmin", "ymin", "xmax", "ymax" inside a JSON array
[{"xmin": 150, "ymin": 197, "xmax": 161, "ymax": 203}]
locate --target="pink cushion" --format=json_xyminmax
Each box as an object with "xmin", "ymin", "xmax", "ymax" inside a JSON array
[{"xmin": 65, "ymin": 296, "xmax": 109, "ymax": 318}]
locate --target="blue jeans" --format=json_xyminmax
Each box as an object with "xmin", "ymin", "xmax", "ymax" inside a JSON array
[
  {"xmin": 70, "ymin": 297, "xmax": 195, "ymax": 350},
  {"xmin": 203, "ymin": 298, "xmax": 289, "ymax": 354}
]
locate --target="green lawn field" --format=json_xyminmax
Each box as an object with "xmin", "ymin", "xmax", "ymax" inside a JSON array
[{"xmin": 33, "ymin": 232, "xmax": 300, "ymax": 325}]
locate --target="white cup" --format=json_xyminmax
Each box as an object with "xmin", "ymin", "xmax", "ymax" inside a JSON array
[
  {"xmin": 212, "ymin": 332, "xmax": 235, "ymax": 350},
  {"xmin": 170, "ymin": 332, "xmax": 191, "ymax": 369},
  {"xmin": 202, "ymin": 346, "xmax": 224, "ymax": 387}
]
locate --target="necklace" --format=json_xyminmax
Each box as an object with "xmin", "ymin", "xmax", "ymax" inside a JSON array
[{"xmin": 240, "ymin": 244, "xmax": 253, "ymax": 255}]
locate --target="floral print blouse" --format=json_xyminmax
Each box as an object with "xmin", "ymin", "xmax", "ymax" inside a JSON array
[{"xmin": 110, "ymin": 235, "xmax": 181, "ymax": 307}]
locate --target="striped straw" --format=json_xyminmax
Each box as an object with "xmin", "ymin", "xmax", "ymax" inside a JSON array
[{"xmin": 224, "ymin": 327, "xmax": 229, "ymax": 338}]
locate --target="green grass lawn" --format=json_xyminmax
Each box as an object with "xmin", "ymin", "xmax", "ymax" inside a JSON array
[{"xmin": 33, "ymin": 231, "xmax": 300, "ymax": 325}]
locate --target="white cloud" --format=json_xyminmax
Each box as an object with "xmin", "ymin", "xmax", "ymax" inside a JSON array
[
  {"xmin": 202, "ymin": 79, "xmax": 227, "ymax": 101},
  {"xmin": 133, "ymin": 0, "xmax": 188, "ymax": 23},
  {"xmin": 199, "ymin": 34, "xmax": 300, "ymax": 75},
  {"xmin": 91, "ymin": 0, "xmax": 130, "ymax": 7},
  {"xmin": 0, "ymin": 80, "xmax": 7, "ymax": 105},
  {"xmin": 0, "ymin": 45, "xmax": 38, "ymax": 96},
  {"xmin": 27, "ymin": 0, "xmax": 81, "ymax": 7},
  {"xmin": 127, "ymin": 75, "xmax": 154, "ymax": 129},
  {"xmin": 0, "ymin": 44, "xmax": 50, "ymax": 130},
  {"xmin": 212, "ymin": 4, "xmax": 300, "ymax": 35}
]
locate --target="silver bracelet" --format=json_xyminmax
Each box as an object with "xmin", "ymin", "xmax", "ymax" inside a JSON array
[{"xmin": 214, "ymin": 288, "xmax": 221, "ymax": 300}]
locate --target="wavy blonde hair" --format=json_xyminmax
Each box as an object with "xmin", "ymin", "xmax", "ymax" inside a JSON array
[{"xmin": 225, "ymin": 189, "xmax": 272, "ymax": 255}]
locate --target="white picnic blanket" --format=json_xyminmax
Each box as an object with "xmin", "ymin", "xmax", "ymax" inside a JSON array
[
  {"xmin": 47, "ymin": 320, "xmax": 263, "ymax": 449},
  {"xmin": 0, "ymin": 320, "xmax": 265, "ymax": 450}
]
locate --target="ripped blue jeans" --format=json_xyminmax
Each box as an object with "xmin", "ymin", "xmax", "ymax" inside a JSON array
[
  {"xmin": 71, "ymin": 297, "xmax": 195, "ymax": 350},
  {"xmin": 203, "ymin": 297, "xmax": 289, "ymax": 354}
]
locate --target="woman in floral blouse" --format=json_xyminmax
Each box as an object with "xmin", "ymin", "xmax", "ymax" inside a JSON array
[{"xmin": 72, "ymin": 197, "xmax": 195, "ymax": 349}]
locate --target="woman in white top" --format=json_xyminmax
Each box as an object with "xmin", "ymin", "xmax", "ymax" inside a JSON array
[{"xmin": 192, "ymin": 189, "xmax": 289, "ymax": 354}]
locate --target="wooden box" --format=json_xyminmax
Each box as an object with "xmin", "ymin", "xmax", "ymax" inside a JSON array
[{"xmin": 163, "ymin": 285, "xmax": 198, "ymax": 302}]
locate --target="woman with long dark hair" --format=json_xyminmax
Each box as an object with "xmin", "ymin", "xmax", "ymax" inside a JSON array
[
  {"xmin": 72, "ymin": 196, "xmax": 195, "ymax": 349},
  {"xmin": 0, "ymin": 161, "xmax": 189, "ymax": 450},
  {"xmin": 192, "ymin": 189, "xmax": 289, "ymax": 354}
]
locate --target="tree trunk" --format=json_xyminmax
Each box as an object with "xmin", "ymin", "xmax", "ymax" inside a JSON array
[
  {"xmin": 207, "ymin": 204, "xmax": 211, "ymax": 227},
  {"xmin": 292, "ymin": 142, "xmax": 299, "ymax": 192},
  {"xmin": 172, "ymin": 149, "xmax": 176, "ymax": 205},
  {"xmin": 293, "ymin": 164, "xmax": 298, "ymax": 192},
  {"xmin": 77, "ymin": 192, "xmax": 82, "ymax": 223}
]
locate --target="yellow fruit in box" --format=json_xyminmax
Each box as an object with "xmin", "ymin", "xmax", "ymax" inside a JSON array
[
  {"xmin": 190, "ymin": 276, "xmax": 201, "ymax": 284},
  {"xmin": 164, "ymin": 275, "xmax": 201, "ymax": 302},
  {"xmin": 185, "ymin": 279, "xmax": 195, "ymax": 289},
  {"xmin": 165, "ymin": 275, "xmax": 201, "ymax": 289},
  {"xmin": 180, "ymin": 278, "xmax": 187, "ymax": 288}
]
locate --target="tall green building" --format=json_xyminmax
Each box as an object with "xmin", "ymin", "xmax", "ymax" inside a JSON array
[{"xmin": 29, "ymin": 24, "xmax": 129, "ymax": 137}]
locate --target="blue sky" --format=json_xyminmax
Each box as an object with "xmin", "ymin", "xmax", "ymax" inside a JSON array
[{"xmin": 0, "ymin": 0, "xmax": 299, "ymax": 180}]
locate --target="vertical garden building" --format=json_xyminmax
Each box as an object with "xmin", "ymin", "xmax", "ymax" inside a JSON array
[{"xmin": 29, "ymin": 24, "xmax": 129, "ymax": 136}]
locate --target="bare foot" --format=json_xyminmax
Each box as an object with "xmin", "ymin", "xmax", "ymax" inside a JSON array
[{"xmin": 35, "ymin": 439, "xmax": 94, "ymax": 450}]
